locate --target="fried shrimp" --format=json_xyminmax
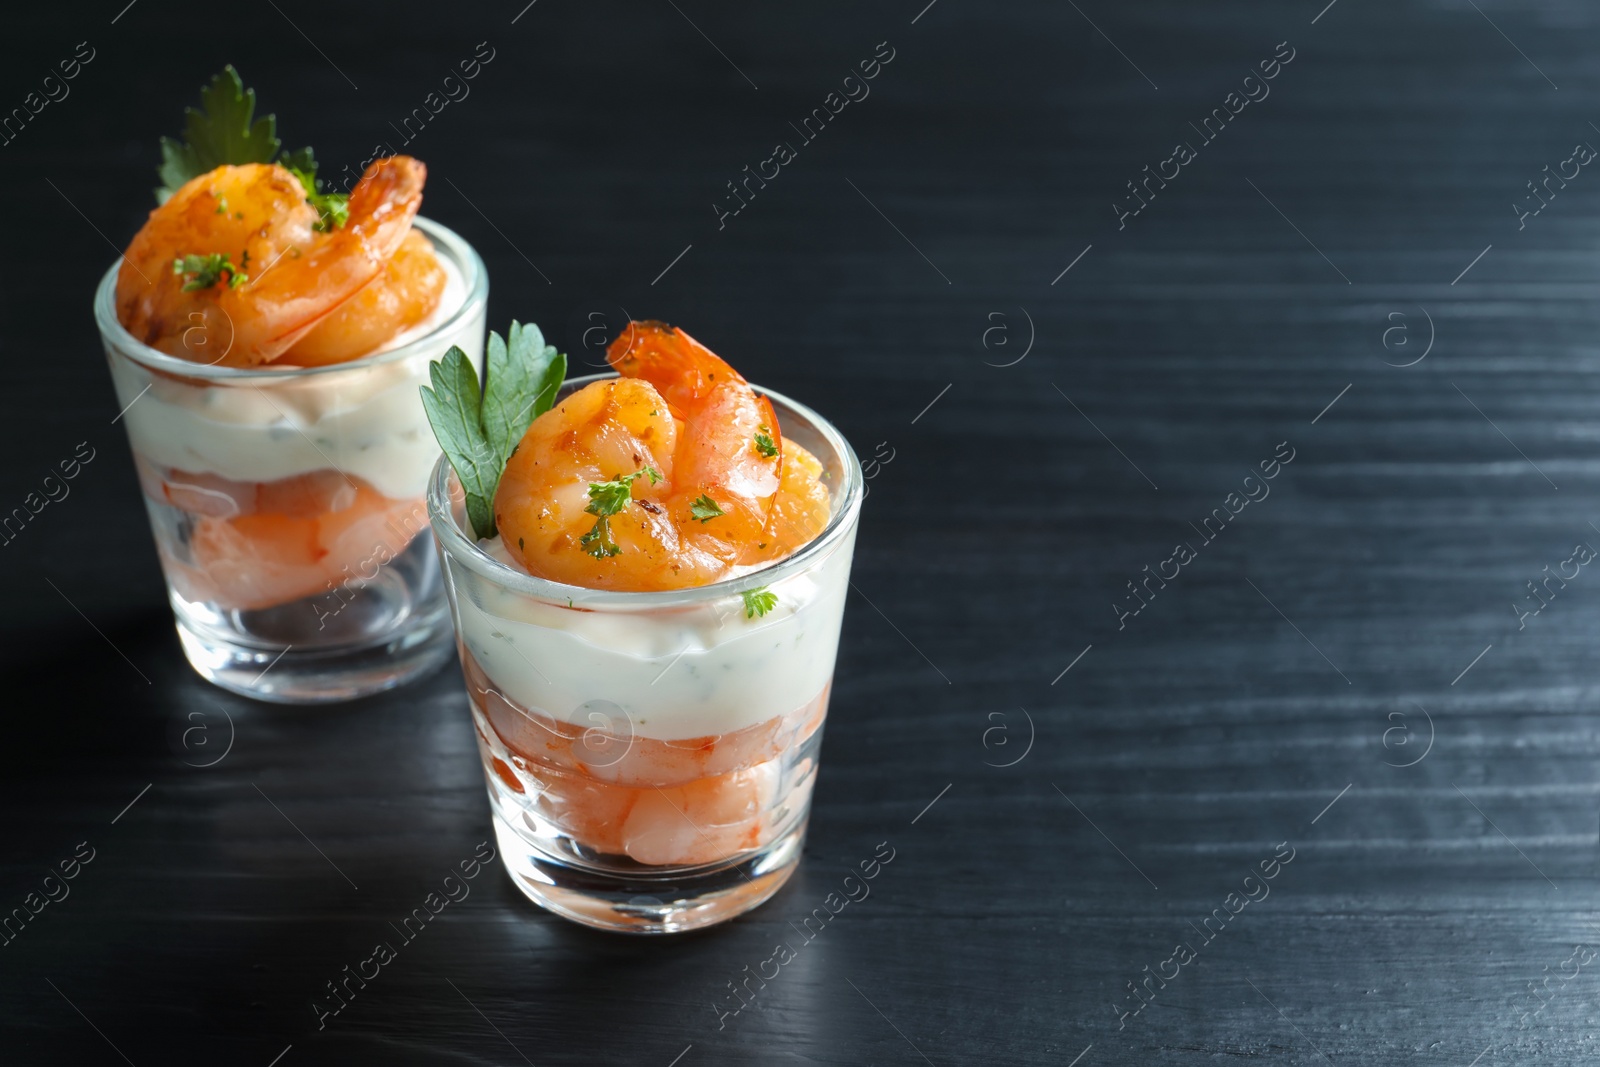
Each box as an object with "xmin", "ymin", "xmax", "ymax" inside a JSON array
[
  {"xmin": 115, "ymin": 156, "xmax": 432, "ymax": 366},
  {"xmin": 493, "ymin": 322, "xmax": 830, "ymax": 592},
  {"xmin": 608, "ymin": 321, "xmax": 782, "ymax": 550}
]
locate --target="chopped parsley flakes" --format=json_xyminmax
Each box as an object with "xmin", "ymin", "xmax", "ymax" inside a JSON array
[
  {"xmin": 173, "ymin": 252, "xmax": 247, "ymax": 291},
  {"xmin": 741, "ymin": 588, "xmax": 778, "ymax": 618},
  {"xmin": 754, "ymin": 425, "xmax": 778, "ymax": 458},
  {"xmin": 580, "ymin": 468, "xmax": 660, "ymax": 558},
  {"xmin": 689, "ymin": 494, "xmax": 725, "ymax": 523}
]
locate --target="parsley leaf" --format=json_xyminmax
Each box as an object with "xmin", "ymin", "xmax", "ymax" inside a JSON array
[
  {"xmin": 689, "ymin": 495, "xmax": 725, "ymax": 523},
  {"xmin": 310, "ymin": 189, "xmax": 350, "ymax": 231},
  {"xmin": 754, "ymin": 425, "xmax": 778, "ymax": 458},
  {"xmin": 741, "ymin": 588, "xmax": 778, "ymax": 618},
  {"xmin": 282, "ymin": 146, "xmax": 349, "ymax": 232},
  {"xmin": 420, "ymin": 348, "xmax": 498, "ymax": 539},
  {"xmin": 157, "ymin": 67, "xmax": 280, "ymax": 202},
  {"xmin": 421, "ymin": 322, "xmax": 568, "ymax": 540},
  {"xmin": 482, "ymin": 322, "xmax": 566, "ymax": 479},
  {"xmin": 279, "ymin": 145, "xmax": 316, "ymax": 175},
  {"xmin": 586, "ymin": 471, "xmax": 651, "ymax": 516},
  {"xmin": 586, "ymin": 481, "xmax": 630, "ymax": 516},
  {"xmin": 579, "ymin": 517, "xmax": 620, "ymax": 558},
  {"xmin": 580, "ymin": 468, "xmax": 660, "ymax": 559},
  {"xmin": 173, "ymin": 252, "xmax": 247, "ymax": 291},
  {"xmin": 155, "ymin": 67, "xmax": 350, "ymax": 232},
  {"xmin": 279, "ymin": 146, "xmax": 354, "ymax": 230}
]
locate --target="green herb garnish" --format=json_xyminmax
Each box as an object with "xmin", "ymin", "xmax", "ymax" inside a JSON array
[
  {"xmin": 155, "ymin": 66, "xmax": 348, "ymax": 231},
  {"xmin": 689, "ymin": 495, "xmax": 725, "ymax": 523},
  {"xmin": 580, "ymin": 468, "xmax": 660, "ymax": 559},
  {"xmin": 283, "ymin": 147, "xmax": 349, "ymax": 232},
  {"xmin": 421, "ymin": 322, "xmax": 567, "ymax": 540},
  {"xmin": 579, "ymin": 521, "xmax": 619, "ymax": 558},
  {"xmin": 173, "ymin": 252, "xmax": 247, "ymax": 291},
  {"xmin": 157, "ymin": 67, "xmax": 278, "ymax": 200},
  {"xmin": 741, "ymin": 588, "xmax": 778, "ymax": 618},
  {"xmin": 754, "ymin": 426, "xmax": 778, "ymax": 458}
]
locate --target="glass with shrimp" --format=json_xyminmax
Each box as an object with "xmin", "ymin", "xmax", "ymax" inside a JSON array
[
  {"xmin": 97, "ymin": 174, "xmax": 488, "ymax": 701},
  {"xmin": 428, "ymin": 332, "xmax": 862, "ymax": 933}
]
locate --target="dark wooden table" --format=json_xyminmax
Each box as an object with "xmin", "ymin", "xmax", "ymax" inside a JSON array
[{"xmin": 6, "ymin": 0, "xmax": 1600, "ymax": 1062}]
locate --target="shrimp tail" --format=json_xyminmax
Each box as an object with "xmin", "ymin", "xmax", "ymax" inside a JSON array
[{"xmin": 608, "ymin": 320, "xmax": 750, "ymax": 412}]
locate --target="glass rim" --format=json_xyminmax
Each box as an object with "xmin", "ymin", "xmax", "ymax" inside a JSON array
[
  {"xmin": 92, "ymin": 215, "xmax": 488, "ymax": 381},
  {"xmin": 428, "ymin": 371, "xmax": 864, "ymax": 609}
]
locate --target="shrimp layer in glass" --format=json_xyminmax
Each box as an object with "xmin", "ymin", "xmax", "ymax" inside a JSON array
[
  {"xmin": 97, "ymin": 216, "xmax": 487, "ymax": 702},
  {"xmin": 429, "ymin": 374, "xmax": 862, "ymax": 933}
]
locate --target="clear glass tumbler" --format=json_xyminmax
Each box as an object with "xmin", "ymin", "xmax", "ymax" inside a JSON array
[
  {"xmin": 429, "ymin": 375, "xmax": 863, "ymax": 933},
  {"xmin": 96, "ymin": 218, "xmax": 488, "ymax": 703}
]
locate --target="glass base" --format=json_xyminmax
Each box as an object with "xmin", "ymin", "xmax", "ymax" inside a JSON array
[
  {"xmin": 492, "ymin": 810, "xmax": 806, "ymax": 934},
  {"xmin": 174, "ymin": 603, "xmax": 454, "ymax": 703},
  {"xmin": 165, "ymin": 526, "xmax": 454, "ymax": 703}
]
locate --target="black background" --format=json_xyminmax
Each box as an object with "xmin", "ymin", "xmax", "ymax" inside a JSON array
[{"xmin": 4, "ymin": 0, "xmax": 1600, "ymax": 1063}]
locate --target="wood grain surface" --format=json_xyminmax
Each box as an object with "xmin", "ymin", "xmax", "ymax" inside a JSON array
[{"xmin": 3, "ymin": 0, "xmax": 1600, "ymax": 1063}]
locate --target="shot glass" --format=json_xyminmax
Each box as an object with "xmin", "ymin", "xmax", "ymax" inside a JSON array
[
  {"xmin": 96, "ymin": 218, "xmax": 488, "ymax": 703},
  {"xmin": 429, "ymin": 375, "xmax": 863, "ymax": 933}
]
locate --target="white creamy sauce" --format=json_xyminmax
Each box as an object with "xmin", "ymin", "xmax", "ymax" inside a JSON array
[
  {"xmin": 453, "ymin": 531, "xmax": 855, "ymax": 741},
  {"xmin": 111, "ymin": 255, "xmax": 478, "ymax": 501}
]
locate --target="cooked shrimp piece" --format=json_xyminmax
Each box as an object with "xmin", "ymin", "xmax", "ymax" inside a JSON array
[
  {"xmin": 278, "ymin": 229, "xmax": 445, "ymax": 366},
  {"xmin": 608, "ymin": 321, "xmax": 781, "ymax": 549},
  {"xmin": 175, "ymin": 509, "xmax": 323, "ymax": 610},
  {"xmin": 118, "ymin": 163, "xmax": 315, "ymax": 363},
  {"xmin": 318, "ymin": 485, "xmax": 425, "ymax": 582},
  {"xmin": 573, "ymin": 694, "xmax": 828, "ymax": 788},
  {"xmin": 137, "ymin": 457, "xmax": 254, "ymax": 519},
  {"xmin": 255, "ymin": 469, "xmax": 359, "ymax": 518},
  {"xmin": 461, "ymin": 648, "xmax": 829, "ymax": 865},
  {"xmin": 494, "ymin": 323, "xmax": 786, "ymax": 591},
  {"xmin": 486, "ymin": 751, "xmax": 526, "ymax": 796},
  {"xmin": 469, "ymin": 673, "xmax": 827, "ymax": 789},
  {"xmin": 469, "ymin": 663, "xmax": 581, "ymax": 769},
  {"xmin": 618, "ymin": 764, "xmax": 779, "ymax": 866},
  {"xmin": 741, "ymin": 440, "xmax": 831, "ymax": 566},
  {"xmin": 493, "ymin": 377, "xmax": 717, "ymax": 590},
  {"xmin": 166, "ymin": 475, "xmax": 421, "ymax": 611},
  {"xmin": 116, "ymin": 157, "xmax": 426, "ymax": 366}
]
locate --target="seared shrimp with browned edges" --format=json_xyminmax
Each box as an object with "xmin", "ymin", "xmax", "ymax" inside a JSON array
[
  {"xmin": 494, "ymin": 322, "xmax": 830, "ymax": 591},
  {"xmin": 116, "ymin": 156, "xmax": 435, "ymax": 366}
]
